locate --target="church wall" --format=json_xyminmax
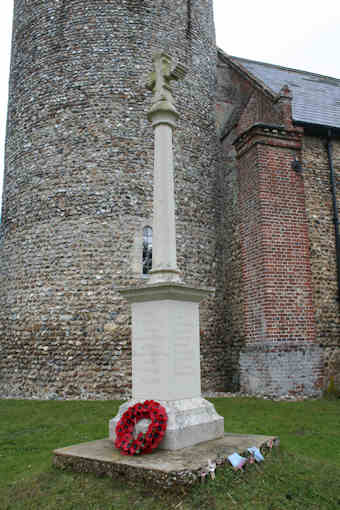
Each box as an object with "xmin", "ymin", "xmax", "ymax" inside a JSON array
[
  {"xmin": 216, "ymin": 57, "xmax": 326, "ymax": 396},
  {"xmin": 0, "ymin": 0, "xmax": 226, "ymax": 399},
  {"xmin": 216, "ymin": 56, "xmax": 250, "ymax": 391},
  {"xmin": 235, "ymin": 126, "xmax": 323, "ymax": 397},
  {"xmin": 3, "ymin": 3, "xmax": 339, "ymax": 400},
  {"xmin": 303, "ymin": 135, "xmax": 340, "ymax": 390},
  {"xmin": 216, "ymin": 56, "xmax": 254, "ymax": 143},
  {"xmin": 213, "ymin": 143, "xmax": 245, "ymax": 391},
  {"xmin": 236, "ymin": 90, "xmax": 281, "ymax": 136},
  {"xmin": 216, "ymin": 53, "xmax": 339, "ymax": 396}
]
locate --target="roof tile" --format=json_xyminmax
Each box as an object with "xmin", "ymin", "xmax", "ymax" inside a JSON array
[{"xmin": 231, "ymin": 56, "xmax": 340, "ymax": 129}]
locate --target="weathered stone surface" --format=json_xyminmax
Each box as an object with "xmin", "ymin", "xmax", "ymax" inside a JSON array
[
  {"xmin": 53, "ymin": 434, "xmax": 279, "ymax": 488},
  {"xmin": 240, "ymin": 342, "xmax": 324, "ymax": 397},
  {"xmin": 109, "ymin": 397, "xmax": 224, "ymax": 450}
]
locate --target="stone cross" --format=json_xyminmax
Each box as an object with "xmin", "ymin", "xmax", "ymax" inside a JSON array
[
  {"xmin": 146, "ymin": 52, "xmax": 187, "ymax": 284},
  {"xmin": 146, "ymin": 52, "xmax": 187, "ymax": 112}
]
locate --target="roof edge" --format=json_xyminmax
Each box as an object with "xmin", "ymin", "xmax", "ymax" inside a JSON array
[
  {"xmin": 227, "ymin": 54, "xmax": 340, "ymax": 84},
  {"xmin": 294, "ymin": 120, "xmax": 340, "ymax": 137},
  {"xmin": 217, "ymin": 48, "xmax": 277, "ymax": 101}
]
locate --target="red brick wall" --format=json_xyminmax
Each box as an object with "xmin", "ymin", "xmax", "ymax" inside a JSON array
[
  {"xmin": 237, "ymin": 125, "xmax": 315, "ymax": 343},
  {"xmin": 237, "ymin": 90, "xmax": 281, "ymax": 136},
  {"xmin": 235, "ymin": 125, "xmax": 323, "ymax": 396},
  {"xmin": 217, "ymin": 53, "xmax": 326, "ymax": 396}
]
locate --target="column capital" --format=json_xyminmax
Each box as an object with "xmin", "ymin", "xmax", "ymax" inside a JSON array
[{"xmin": 147, "ymin": 106, "xmax": 179, "ymax": 129}]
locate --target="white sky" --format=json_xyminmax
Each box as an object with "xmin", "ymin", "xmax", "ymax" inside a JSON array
[{"xmin": 1, "ymin": 0, "xmax": 340, "ymax": 200}]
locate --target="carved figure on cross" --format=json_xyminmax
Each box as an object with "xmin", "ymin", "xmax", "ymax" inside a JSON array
[{"xmin": 147, "ymin": 51, "xmax": 187, "ymax": 107}]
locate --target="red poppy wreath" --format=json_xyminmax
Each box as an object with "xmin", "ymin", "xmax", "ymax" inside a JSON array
[{"xmin": 114, "ymin": 400, "xmax": 168, "ymax": 455}]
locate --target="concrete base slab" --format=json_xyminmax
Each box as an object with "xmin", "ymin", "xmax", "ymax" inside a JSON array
[{"xmin": 53, "ymin": 433, "xmax": 279, "ymax": 488}]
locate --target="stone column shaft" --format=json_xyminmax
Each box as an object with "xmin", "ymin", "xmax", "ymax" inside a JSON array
[{"xmin": 148, "ymin": 110, "xmax": 181, "ymax": 283}]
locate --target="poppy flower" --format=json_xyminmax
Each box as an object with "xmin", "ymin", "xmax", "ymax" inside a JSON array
[{"xmin": 115, "ymin": 400, "xmax": 167, "ymax": 456}]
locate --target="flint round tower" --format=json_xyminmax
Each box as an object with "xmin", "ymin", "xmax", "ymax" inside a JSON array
[{"xmin": 0, "ymin": 0, "xmax": 225, "ymax": 398}]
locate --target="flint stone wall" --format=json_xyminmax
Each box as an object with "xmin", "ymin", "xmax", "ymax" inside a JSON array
[
  {"xmin": 239, "ymin": 342, "xmax": 324, "ymax": 397},
  {"xmin": 0, "ymin": 0, "xmax": 229, "ymax": 399},
  {"xmin": 303, "ymin": 135, "xmax": 340, "ymax": 390}
]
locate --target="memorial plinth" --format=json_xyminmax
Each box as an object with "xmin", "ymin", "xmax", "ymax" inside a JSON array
[
  {"xmin": 109, "ymin": 52, "xmax": 224, "ymax": 450},
  {"xmin": 123, "ymin": 283, "xmax": 206, "ymax": 401},
  {"xmin": 109, "ymin": 283, "xmax": 224, "ymax": 450}
]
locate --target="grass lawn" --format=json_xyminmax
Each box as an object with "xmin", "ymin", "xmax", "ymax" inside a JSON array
[{"xmin": 0, "ymin": 397, "xmax": 339, "ymax": 509}]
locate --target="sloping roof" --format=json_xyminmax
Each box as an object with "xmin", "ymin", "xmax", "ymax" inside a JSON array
[{"xmin": 230, "ymin": 56, "xmax": 340, "ymax": 130}]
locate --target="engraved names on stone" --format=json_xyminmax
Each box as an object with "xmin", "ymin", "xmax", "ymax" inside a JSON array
[{"xmin": 132, "ymin": 300, "xmax": 200, "ymax": 401}]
